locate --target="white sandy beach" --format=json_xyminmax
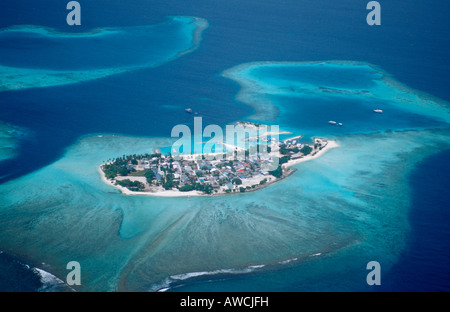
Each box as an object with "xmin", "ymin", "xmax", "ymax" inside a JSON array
[
  {"xmin": 99, "ymin": 167, "xmax": 206, "ymax": 197},
  {"xmin": 283, "ymin": 139, "xmax": 339, "ymax": 168}
]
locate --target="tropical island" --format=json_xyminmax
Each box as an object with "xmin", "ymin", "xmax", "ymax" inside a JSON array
[{"xmin": 99, "ymin": 131, "xmax": 338, "ymax": 197}]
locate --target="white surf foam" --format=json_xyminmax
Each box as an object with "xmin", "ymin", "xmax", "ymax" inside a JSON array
[
  {"xmin": 149, "ymin": 264, "xmax": 266, "ymax": 292},
  {"xmin": 33, "ymin": 268, "xmax": 74, "ymax": 292}
]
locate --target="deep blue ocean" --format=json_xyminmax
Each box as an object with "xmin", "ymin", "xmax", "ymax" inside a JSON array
[
  {"xmin": 383, "ymin": 149, "xmax": 450, "ymax": 291},
  {"xmin": 0, "ymin": 0, "xmax": 449, "ymax": 291}
]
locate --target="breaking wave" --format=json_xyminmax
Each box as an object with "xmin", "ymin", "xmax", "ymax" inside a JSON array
[{"xmin": 148, "ymin": 264, "xmax": 267, "ymax": 292}]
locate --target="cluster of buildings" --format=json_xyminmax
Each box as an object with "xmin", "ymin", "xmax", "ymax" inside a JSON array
[
  {"xmin": 131, "ymin": 150, "xmax": 278, "ymax": 193},
  {"xmin": 111, "ymin": 135, "xmax": 329, "ymax": 194}
]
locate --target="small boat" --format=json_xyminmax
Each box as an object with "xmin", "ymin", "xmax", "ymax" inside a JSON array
[
  {"xmin": 328, "ymin": 121, "xmax": 337, "ymax": 125},
  {"xmin": 185, "ymin": 108, "xmax": 193, "ymax": 113},
  {"xmin": 373, "ymin": 109, "xmax": 383, "ymax": 113},
  {"xmin": 338, "ymin": 123, "xmax": 343, "ymax": 126}
]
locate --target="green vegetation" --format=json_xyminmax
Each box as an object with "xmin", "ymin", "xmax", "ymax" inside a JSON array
[
  {"xmin": 196, "ymin": 183, "xmax": 213, "ymax": 194},
  {"xmin": 102, "ymin": 161, "xmax": 130, "ymax": 179},
  {"xmin": 129, "ymin": 170, "xmax": 149, "ymax": 177},
  {"xmin": 300, "ymin": 145, "xmax": 313, "ymax": 155},
  {"xmin": 280, "ymin": 142, "xmax": 316, "ymax": 157},
  {"xmin": 102, "ymin": 153, "xmax": 162, "ymax": 179},
  {"xmin": 144, "ymin": 170, "xmax": 156, "ymax": 183},
  {"xmin": 269, "ymin": 165, "xmax": 283, "ymax": 178},
  {"xmin": 257, "ymin": 144, "xmax": 271, "ymax": 154},
  {"xmin": 163, "ymin": 173, "xmax": 175, "ymax": 190},
  {"xmin": 279, "ymin": 144, "xmax": 289, "ymax": 155},
  {"xmin": 178, "ymin": 182, "xmax": 213, "ymax": 194},
  {"xmin": 279, "ymin": 155, "xmax": 290, "ymax": 165},
  {"xmin": 232, "ymin": 178, "xmax": 242, "ymax": 185},
  {"xmin": 115, "ymin": 179, "xmax": 144, "ymax": 192},
  {"xmin": 179, "ymin": 184, "xmax": 195, "ymax": 192}
]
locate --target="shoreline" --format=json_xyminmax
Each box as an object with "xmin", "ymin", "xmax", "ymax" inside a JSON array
[
  {"xmin": 0, "ymin": 16, "xmax": 208, "ymax": 93},
  {"xmin": 98, "ymin": 139, "xmax": 339, "ymax": 197},
  {"xmin": 99, "ymin": 166, "xmax": 206, "ymax": 197},
  {"xmin": 284, "ymin": 139, "xmax": 339, "ymax": 168},
  {"xmin": 222, "ymin": 60, "xmax": 450, "ymax": 124}
]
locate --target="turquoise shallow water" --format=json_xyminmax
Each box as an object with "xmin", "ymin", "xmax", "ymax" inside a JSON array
[
  {"xmin": 0, "ymin": 16, "xmax": 208, "ymax": 91},
  {"xmin": 1, "ymin": 47, "xmax": 450, "ymax": 290},
  {"xmin": 0, "ymin": 123, "xmax": 16, "ymax": 162},
  {"xmin": 0, "ymin": 122, "xmax": 28, "ymax": 163},
  {"xmin": 0, "ymin": 128, "xmax": 448, "ymax": 291},
  {"xmin": 1, "ymin": 0, "xmax": 449, "ymax": 292},
  {"xmin": 223, "ymin": 61, "xmax": 450, "ymax": 139}
]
